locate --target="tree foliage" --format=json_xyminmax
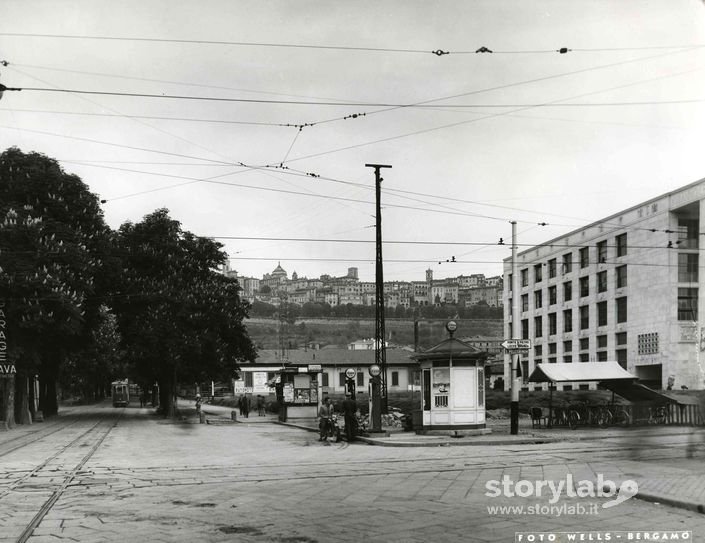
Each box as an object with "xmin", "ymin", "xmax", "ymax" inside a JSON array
[
  {"xmin": 0, "ymin": 147, "xmax": 110, "ymax": 421},
  {"xmin": 112, "ymin": 209, "xmax": 256, "ymax": 416}
]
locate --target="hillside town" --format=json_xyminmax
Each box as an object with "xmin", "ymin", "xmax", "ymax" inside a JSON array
[{"xmin": 224, "ymin": 262, "xmax": 504, "ymax": 309}]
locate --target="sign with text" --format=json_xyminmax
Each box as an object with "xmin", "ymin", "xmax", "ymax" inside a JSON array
[
  {"xmin": 501, "ymin": 339, "xmax": 531, "ymax": 352},
  {"xmin": 0, "ymin": 302, "xmax": 12, "ymax": 378}
]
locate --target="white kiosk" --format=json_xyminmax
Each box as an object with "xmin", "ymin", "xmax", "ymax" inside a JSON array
[{"xmin": 412, "ymin": 321, "xmax": 490, "ymax": 435}]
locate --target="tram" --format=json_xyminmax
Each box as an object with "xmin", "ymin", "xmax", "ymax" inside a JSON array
[{"xmin": 111, "ymin": 380, "xmax": 130, "ymax": 407}]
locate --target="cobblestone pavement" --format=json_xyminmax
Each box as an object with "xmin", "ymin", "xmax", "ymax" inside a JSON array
[{"xmin": 1, "ymin": 403, "xmax": 705, "ymax": 542}]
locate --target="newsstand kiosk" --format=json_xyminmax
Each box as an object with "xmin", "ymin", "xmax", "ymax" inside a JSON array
[
  {"xmin": 275, "ymin": 364, "xmax": 321, "ymax": 422},
  {"xmin": 411, "ymin": 321, "xmax": 490, "ymax": 435}
]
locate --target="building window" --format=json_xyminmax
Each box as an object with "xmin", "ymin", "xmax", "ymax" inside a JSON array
[
  {"xmin": 580, "ymin": 337, "xmax": 589, "ymax": 351},
  {"xmin": 563, "ymin": 340, "xmax": 572, "ymax": 353},
  {"xmin": 637, "ymin": 333, "xmax": 659, "ymax": 355},
  {"xmin": 616, "ymin": 297, "xmax": 628, "ymax": 323},
  {"xmin": 521, "ymin": 269, "xmax": 529, "ymax": 287},
  {"xmin": 616, "ymin": 332, "xmax": 627, "ymax": 346},
  {"xmin": 522, "ymin": 319, "xmax": 529, "ymax": 340},
  {"xmin": 564, "ymin": 355, "xmax": 572, "ymax": 363},
  {"xmin": 562, "ymin": 252, "xmax": 573, "ymax": 274},
  {"xmin": 534, "ymin": 316, "xmax": 543, "ymax": 338},
  {"xmin": 563, "ymin": 309, "xmax": 572, "ymax": 333},
  {"xmin": 616, "ymin": 265, "xmax": 627, "ymax": 288},
  {"xmin": 339, "ymin": 373, "xmax": 346, "ymax": 387},
  {"xmin": 563, "ymin": 281, "xmax": 572, "ymax": 302},
  {"xmin": 597, "ymin": 271, "xmax": 607, "ymax": 293},
  {"xmin": 548, "ymin": 258, "xmax": 557, "ymax": 279},
  {"xmin": 597, "ymin": 240, "xmax": 607, "ymax": 263},
  {"xmin": 391, "ymin": 371, "xmax": 399, "ymax": 386},
  {"xmin": 548, "ymin": 313, "xmax": 557, "ymax": 335},
  {"xmin": 580, "ymin": 353, "xmax": 589, "ymax": 362},
  {"xmin": 534, "ymin": 345, "xmax": 543, "ymax": 357},
  {"xmin": 579, "ymin": 276, "xmax": 589, "ymax": 297},
  {"xmin": 534, "ymin": 264, "xmax": 543, "ymax": 283},
  {"xmin": 508, "ymin": 274, "xmax": 512, "ymax": 292},
  {"xmin": 616, "ymin": 349, "xmax": 627, "ymax": 369},
  {"xmin": 597, "ymin": 335, "xmax": 607, "ymax": 349},
  {"xmin": 597, "ymin": 351, "xmax": 608, "ymax": 361},
  {"xmin": 678, "ymin": 288, "xmax": 698, "ymax": 321},
  {"xmin": 322, "ymin": 373, "xmax": 329, "ymax": 387},
  {"xmin": 357, "ymin": 372, "xmax": 364, "ymax": 387},
  {"xmin": 549, "ymin": 286, "xmax": 557, "ymax": 305},
  {"xmin": 534, "ymin": 290, "xmax": 543, "ymax": 309},
  {"xmin": 508, "ymin": 299, "xmax": 512, "ymax": 318},
  {"xmin": 580, "ymin": 305, "xmax": 589, "ymax": 329},
  {"xmin": 597, "ymin": 301, "xmax": 607, "ymax": 327},
  {"xmin": 549, "ymin": 342, "xmax": 557, "ymax": 355},
  {"xmin": 522, "ymin": 294, "xmax": 529, "ymax": 312},
  {"xmin": 678, "ymin": 218, "xmax": 699, "ymax": 249},
  {"xmin": 678, "ymin": 253, "xmax": 699, "ymax": 283},
  {"xmin": 580, "ymin": 247, "xmax": 589, "ymax": 268},
  {"xmin": 616, "ymin": 233, "xmax": 627, "ymax": 257}
]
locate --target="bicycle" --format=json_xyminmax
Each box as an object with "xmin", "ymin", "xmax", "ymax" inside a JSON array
[
  {"xmin": 648, "ymin": 405, "xmax": 669, "ymax": 425},
  {"xmin": 567, "ymin": 402, "xmax": 612, "ymax": 429}
]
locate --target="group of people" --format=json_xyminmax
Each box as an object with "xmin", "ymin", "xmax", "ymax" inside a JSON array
[
  {"xmin": 237, "ymin": 394, "xmax": 266, "ymax": 418},
  {"xmin": 318, "ymin": 392, "xmax": 358, "ymax": 443}
]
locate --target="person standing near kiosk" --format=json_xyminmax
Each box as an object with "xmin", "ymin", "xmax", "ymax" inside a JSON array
[{"xmin": 341, "ymin": 391, "xmax": 357, "ymax": 442}]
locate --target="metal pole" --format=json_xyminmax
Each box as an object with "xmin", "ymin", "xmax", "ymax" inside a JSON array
[
  {"xmin": 510, "ymin": 221, "xmax": 520, "ymax": 435},
  {"xmin": 367, "ymin": 163, "xmax": 392, "ymax": 417}
]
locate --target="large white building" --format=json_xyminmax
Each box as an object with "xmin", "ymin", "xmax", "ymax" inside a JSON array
[{"xmin": 503, "ymin": 178, "xmax": 705, "ymax": 391}]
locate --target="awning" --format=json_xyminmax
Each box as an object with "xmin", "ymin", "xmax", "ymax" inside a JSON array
[
  {"xmin": 528, "ymin": 361, "xmax": 637, "ymax": 383},
  {"xmin": 603, "ymin": 382, "xmax": 678, "ymax": 404}
]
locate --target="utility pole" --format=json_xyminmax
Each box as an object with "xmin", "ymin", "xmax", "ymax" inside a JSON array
[
  {"xmin": 510, "ymin": 221, "xmax": 520, "ymax": 435},
  {"xmin": 367, "ymin": 163, "xmax": 392, "ymax": 418}
]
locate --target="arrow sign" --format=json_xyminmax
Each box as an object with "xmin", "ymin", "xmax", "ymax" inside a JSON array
[{"xmin": 501, "ymin": 339, "xmax": 531, "ymax": 351}]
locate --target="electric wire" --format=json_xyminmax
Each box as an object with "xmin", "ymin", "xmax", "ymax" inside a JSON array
[
  {"xmin": 2, "ymin": 32, "xmax": 704, "ymax": 55},
  {"xmin": 8, "ymin": 86, "xmax": 705, "ymax": 108}
]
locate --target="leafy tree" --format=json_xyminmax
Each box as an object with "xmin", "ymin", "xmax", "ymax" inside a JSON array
[
  {"xmin": 112, "ymin": 209, "xmax": 256, "ymax": 417},
  {"xmin": 60, "ymin": 305, "xmax": 124, "ymax": 401},
  {"xmin": 0, "ymin": 148, "xmax": 110, "ymax": 424}
]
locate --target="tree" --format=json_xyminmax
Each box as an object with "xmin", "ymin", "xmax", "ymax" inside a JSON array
[
  {"xmin": 0, "ymin": 148, "xmax": 110, "ymax": 424},
  {"xmin": 112, "ymin": 209, "xmax": 256, "ymax": 417},
  {"xmin": 60, "ymin": 305, "xmax": 124, "ymax": 402}
]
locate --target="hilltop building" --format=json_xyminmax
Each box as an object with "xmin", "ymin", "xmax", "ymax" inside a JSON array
[
  {"xmin": 502, "ymin": 178, "xmax": 705, "ymax": 391},
  {"xmin": 223, "ymin": 262, "xmax": 503, "ymax": 310}
]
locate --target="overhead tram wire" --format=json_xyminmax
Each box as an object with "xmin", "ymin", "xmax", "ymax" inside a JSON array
[
  {"xmin": 2, "ymin": 32, "xmax": 704, "ymax": 54},
  {"xmin": 7, "ymin": 86, "xmax": 705, "ymax": 108},
  {"xmin": 5, "ymin": 65, "xmax": 268, "ymax": 173}
]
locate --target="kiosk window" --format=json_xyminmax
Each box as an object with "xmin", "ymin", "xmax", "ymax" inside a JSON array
[
  {"xmin": 423, "ymin": 369, "xmax": 431, "ymax": 411},
  {"xmin": 432, "ymin": 368, "xmax": 450, "ymax": 408}
]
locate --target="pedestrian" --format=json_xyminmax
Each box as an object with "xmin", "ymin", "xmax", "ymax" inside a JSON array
[
  {"xmin": 318, "ymin": 397, "xmax": 333, "ymax": 442},
  {"xmin": 341, "ymin": 391, "xmax": 357, "ymax": 442},
  {"xmin": 139, "ymin": 390, "xmax": 145, "ymax": 408},
  {"xmin": 257, "ymin": 395, "xmax": 265, "ymax": 416},
  {"xmin": 242, "ymin": 395, "xmax": 250, "ymax": 418}
]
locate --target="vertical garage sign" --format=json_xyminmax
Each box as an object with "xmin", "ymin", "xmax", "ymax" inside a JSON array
[{"xmin": 0, "ymin": 302, "xmax": 14, "ymax": 377}]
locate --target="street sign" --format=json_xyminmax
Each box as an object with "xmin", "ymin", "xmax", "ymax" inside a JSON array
[
  {"xmin": 501, "ymin": 339, "xmax": 531, "ymax": 352},
  {"xmin": 345, "ymin": 367, "xmax": 356, "ymax": 380}
]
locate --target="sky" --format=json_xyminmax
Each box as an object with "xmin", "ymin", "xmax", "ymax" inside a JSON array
[{"xmin": 1, "ymin": 0, "xmax": 705, "ymax": 284}]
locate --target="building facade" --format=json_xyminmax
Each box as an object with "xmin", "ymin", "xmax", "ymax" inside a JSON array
[{"xmin": 503, "ymin": 178, "xmax": 705, "ymax": 391}]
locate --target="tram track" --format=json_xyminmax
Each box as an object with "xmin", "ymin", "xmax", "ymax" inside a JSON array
[
  {"xmin": 0, "ymin": 418, "xmax": 84, "ymax": 458},
  {"xmin": 11, "ymin": 412, "xmax": 123, "ymax": 543}
]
